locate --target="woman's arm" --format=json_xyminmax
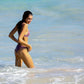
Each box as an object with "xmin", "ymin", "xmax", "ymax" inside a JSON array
[
  {"xmin": 8, "ymin": 24, "xmax": 19, "ymax": 43},
  {"xmin": 9, "ymin": 23, "xmax": 31, "ymax": 48}
]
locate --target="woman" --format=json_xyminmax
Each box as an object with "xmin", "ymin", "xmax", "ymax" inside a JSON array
[{"xmin": 8, "ymin": 11, "xmax": 34, "ymax": 68}]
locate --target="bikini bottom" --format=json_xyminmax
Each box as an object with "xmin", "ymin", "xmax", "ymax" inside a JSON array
[{"xmin": 15, "ymin": 44, "xmax": 28, "ymax": 52}]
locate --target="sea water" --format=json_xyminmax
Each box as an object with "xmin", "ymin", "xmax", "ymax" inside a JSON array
[{"xmin": 0, "ymin": 0, "xmax": 84, "ymax": 84}]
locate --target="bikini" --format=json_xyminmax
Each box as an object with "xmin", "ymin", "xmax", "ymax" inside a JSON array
[{"xmin": 15, "ymin": 30, "xmax": 30, "ymax": 52}]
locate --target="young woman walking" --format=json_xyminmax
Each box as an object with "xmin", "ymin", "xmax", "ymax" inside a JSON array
[{"xmin": 8, "ymin": 11, "xmax": 34, "ymax": 68}]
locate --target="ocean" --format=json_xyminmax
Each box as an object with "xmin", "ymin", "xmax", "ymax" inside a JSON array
[{"xmin": 0, "ymin": 0, "xmax": 84, "ymax": 84}]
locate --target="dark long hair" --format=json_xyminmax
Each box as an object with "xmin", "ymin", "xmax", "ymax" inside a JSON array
[{"xmin": 17, "ymin": 10, "xmax": 33, "ymax": 34}]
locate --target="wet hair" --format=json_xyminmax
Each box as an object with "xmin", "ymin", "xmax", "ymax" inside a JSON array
[{"xmin": 17, "ymin": 10, "xmax": 33, "ymax": 34}]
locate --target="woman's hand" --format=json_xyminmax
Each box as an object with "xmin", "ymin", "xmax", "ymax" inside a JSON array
[{"xmin": 27, "ymin": 44, "xmax": 32, "ymax": 52}]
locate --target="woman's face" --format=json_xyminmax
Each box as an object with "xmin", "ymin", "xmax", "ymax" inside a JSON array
[{"xmin": 25, "ymin": 14, "xmax": 33, "ymax": 24}]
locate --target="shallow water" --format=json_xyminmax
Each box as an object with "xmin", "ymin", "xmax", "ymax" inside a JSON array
[
  {"xmin": 0, "ymin": 0, "xmax": 84, "ymax": 84},
  {"xmin": 0, "ymin": 65, "xmax": 84, "ymax": 84}
]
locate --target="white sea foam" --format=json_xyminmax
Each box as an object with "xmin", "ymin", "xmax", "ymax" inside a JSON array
[
  {"xmin": 56, "ymin": 57, "xmax": 84, "ymax": 63},
  {"xmin": 0, "ymin": 66, "xmax": 84, "ymax": 84},
  {"xmin": 0, "ymin": 66, "xmax": 30, "ymax": 84}
]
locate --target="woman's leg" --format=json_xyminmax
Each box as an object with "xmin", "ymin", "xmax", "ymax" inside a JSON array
[
  {"xmin": 19, "ymin": 49, "xmax": 34, "ymax": 68},
  {"xmin": 14, "ymin": 50, "xmax": 23, "ymax": 67}
]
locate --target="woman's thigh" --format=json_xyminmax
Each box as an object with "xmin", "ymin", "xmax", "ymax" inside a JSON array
[
  {"xmin": 16, "ymin": 48, "xmax": 34, "ymax": 68},
  {"xmin": 14, "ymin": 50, "xmax": 23, "ymax": 66}
]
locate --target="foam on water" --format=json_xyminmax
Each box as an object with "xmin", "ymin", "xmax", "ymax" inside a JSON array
[
  {"xmin": 0, "ymin": 65, "xmax": 84, "ymax": 84},
  {"xmin": 0, "ymin": 66, "xmax": 29, "ymax": 84}
]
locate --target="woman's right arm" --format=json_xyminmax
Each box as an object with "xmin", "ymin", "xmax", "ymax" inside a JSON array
[
  {"xmin": 18, "ymin": 23, "xmax": 31, "ymax": 48},
  {"xmin": 8, "ymin": 24, "xmax": 19, "ymax": 43}
]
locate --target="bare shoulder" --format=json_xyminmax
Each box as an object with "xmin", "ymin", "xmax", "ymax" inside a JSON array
[
  {"xmin": 22, "ymin": 22, "xmax": 28, "ymax": 27},
  {"xmin": 20, "ymin": 23, "xmax": 28, "ymax": 31}
]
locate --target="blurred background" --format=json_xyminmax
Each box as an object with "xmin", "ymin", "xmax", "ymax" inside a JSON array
[{"xmin": 0, "ymin": 0, "xmax": 84, "ymax": 84}]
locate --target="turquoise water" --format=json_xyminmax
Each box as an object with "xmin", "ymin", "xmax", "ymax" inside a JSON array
[{"xmin": 0, "ymin": 0, "xmax": 84, "ymax": 84}]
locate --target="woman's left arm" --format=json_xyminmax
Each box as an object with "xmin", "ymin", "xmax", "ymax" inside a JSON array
[{"xmin": 8, "ymin": 24, "xmax": 19, "ymax": 43}]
